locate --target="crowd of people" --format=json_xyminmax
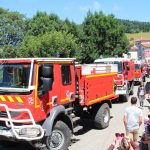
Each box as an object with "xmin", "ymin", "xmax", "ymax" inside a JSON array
[{"xmin": 107, "ymin": 81, "xmax": 150, "ymax": 150}]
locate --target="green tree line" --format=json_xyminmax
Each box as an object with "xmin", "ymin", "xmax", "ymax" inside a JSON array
[
  {"xmin": 0, "ymin": 8, "xmax": 130, "ymax": 63},
  {"xmin": 118, "ymin": 19, "xmax": 150, "ymax": 33}
]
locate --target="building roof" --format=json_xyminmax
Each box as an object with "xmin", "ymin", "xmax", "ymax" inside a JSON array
[
  {"xmin": 141, "ymin": 43, "xmax": 150, "ymax": 48},
  {"xmin": 135, "ymin": 38, "xmax": 150, "ymax": 42}
]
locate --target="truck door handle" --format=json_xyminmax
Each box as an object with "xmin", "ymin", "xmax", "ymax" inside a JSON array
[
  {"xmin": 69, "ymin": 92, "xmax": 74, "ymax": 101},
  {"xmin": 52, "ymin": 96, "xmax": 58, "ymax": 106}
]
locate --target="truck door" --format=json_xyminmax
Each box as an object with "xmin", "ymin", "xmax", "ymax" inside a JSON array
[
  {"xmin": 35, "ymin": 63, "xmax": 62, "ymax": 119},
  {"xmin": 59, "ymin": 64, "xmax": 76, "ymax": 105}
]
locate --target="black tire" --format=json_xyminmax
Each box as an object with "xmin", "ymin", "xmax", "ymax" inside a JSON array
[
  {"xmin": 119, "ymin": 94, "xmax": 129, "ymax": 102},
  {"xmin": 41, "ymin": 120, "xmax": 71, "ymax": 150},
  {"xmin": 129, "ymin": 90, "xmax": 134, "ymax": 95},
  {"xmin": 94, "ymin": 103, "xmax": 110, "ymax": 129}
]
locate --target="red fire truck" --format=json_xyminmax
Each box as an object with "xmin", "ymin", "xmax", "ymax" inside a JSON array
[
  {"xmin": 134, "ymin": 60, "xmax": 143, "ymax": 85},
  {"xmin": 94, "ymin": 57, "xmax": 135, "ymax": 102},
  {"xmin": 0, "ymin": 58, "xmax": 118, "ymax": 150}
]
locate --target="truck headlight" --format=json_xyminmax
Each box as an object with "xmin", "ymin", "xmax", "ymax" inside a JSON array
[{"xmin": 19, "ymin": 127, "xmax": 40, "ymax": 138}]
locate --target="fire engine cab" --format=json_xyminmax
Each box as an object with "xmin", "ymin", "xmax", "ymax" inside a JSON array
[
  {"xmin": 0, "ymin": 58, "xmax": 118, "ymax": 150},
  {"xmin": 134, "ymin": 60, "xmax": 143, "ymax": 84},
  {"xmin": 94, "ymin": 57, "xmax": 135, "ymax": 102}
]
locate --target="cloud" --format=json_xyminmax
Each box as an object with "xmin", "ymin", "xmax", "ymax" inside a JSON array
[
  {"xmin": 79, "ymin": 6, "xmax": 89, "ymax": 13},
  {"xmin": 93, "ymin": 1, "xmax": 101, "ymax": 11},
  {"xmin": 112, "ymin": 4, "xmax": 120, "ymax": 11},
  {"xmin": 79, "ymin": 1, "xmax": 101, "ymax": 13}
]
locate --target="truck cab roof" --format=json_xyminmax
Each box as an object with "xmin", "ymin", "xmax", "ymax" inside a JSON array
[
  {"xmin": 94, "ymin": 57, "xmax": 131, "ymax": 63},
  {"xmin": 0, "ymin": 58, "xmax": 76, "ymax": 63}
]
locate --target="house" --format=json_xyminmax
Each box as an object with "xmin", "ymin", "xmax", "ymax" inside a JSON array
[
  {"xmin": 135, "ymin": 38, "xmax": 150, "ymax": 62},
  {"xmin": 123, "ymin": 43, "xmax": 138, "ymax": 60}
]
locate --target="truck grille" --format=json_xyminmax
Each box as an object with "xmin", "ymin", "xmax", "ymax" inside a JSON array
[{"xmin": 0, "ymin": 111, "xmax": 8, "ymax": 118}]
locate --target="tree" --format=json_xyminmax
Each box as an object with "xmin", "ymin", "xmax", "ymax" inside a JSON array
[
  {"xmin": 25, "ymin": 12, "xmax": 62, "ymax": 36},
  {"xmin": 60, "ymin": 19, "xmax": 81, "ymax": 39},
  {"xmin": 0, "ymin": 8, "xmax": 25, "ymax": 57},
  {"xmin": 80, "ymin": 11, "xmax": 129, "ymax": 63},
  {"xmin": 18, "ymin": 31, "xmax": 80, "ymax": 58}
]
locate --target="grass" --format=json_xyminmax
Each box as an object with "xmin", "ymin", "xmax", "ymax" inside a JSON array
[{"xmin": 126, "ymin": 32, "xmax": 150, "ymax": 40}]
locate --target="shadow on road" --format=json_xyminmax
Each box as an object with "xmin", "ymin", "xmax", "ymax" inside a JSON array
[
  {"xmin": 74, "ymin": 119, "xmax": 95, "ymax": 136},
  {"xmin": 0, "ymin": 141, "xmax": 34, "ymax": 150},
  {"xmin": 74, "ymin": 116, "xmax": 114, "ymax": 136},
  {"xmin": 146, "ymin": 98, "xmax": 150, "ymax": 104},
  {"xmin": 112, "ymin": 99, "xmax": 127, "ymax": 104}
]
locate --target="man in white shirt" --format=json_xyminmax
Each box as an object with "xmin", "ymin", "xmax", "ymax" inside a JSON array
[{"xmin": 123, "ymin": 97, "xmax": 143, "ymax": 144}]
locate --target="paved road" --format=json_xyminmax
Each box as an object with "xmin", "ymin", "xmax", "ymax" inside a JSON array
[
  {"xmin": 69, "ymin": 80, "xmax": 149, "ymax": 150},
  {"xmin": 0, "ymin": 79, "xmax": 150, "ymax": 150}
]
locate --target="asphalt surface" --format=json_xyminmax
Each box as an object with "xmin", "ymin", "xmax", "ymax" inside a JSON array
[
  {"xmin": 0, "ymin": 79, "xmax": 150, "ymax": 150},
  {"xmin": 69, "ymin": 80, "xmax": 150, "ymax": 150}
]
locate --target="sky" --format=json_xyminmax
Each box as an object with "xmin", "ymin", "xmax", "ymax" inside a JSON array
[{"xmin": 0, "ymin": 0, "xmax": 150, "ymax": 24}]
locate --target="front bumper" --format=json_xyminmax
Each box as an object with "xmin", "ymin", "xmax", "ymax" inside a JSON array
[
  {"xmin": 0, "ymin": 104, "xmax": 44, "ymax": 141},
  {"xmin": 0, "ymin": 126, "xmax": 12, "ymax": 138},
  {"xmin": 134, "ymin": 78, "xmax": 141, "ymax": 82},
  {"xmin": 115, "ymin": 86, "xmax": 128, "ymax": 95}
]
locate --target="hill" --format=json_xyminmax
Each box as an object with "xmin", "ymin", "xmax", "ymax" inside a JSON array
[
  {"xmin": 126, "ymin": 32, "xmax": 150, "ymax": 40},
  {"xmin": 118, "ymin": 19, "xmax": 150, "ymax": 33}
]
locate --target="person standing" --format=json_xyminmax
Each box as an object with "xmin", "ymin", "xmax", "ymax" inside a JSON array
[
  {"xmin": 123, "ymin": 97, "xmax": 143, "ymax": 144},
  {"xmin": 137, "ymin": 82, "xmax": 146, "ymax": 107},
  {"xmin": 145, "ymin": 82, "xmax": 150, "ymax": 99}
]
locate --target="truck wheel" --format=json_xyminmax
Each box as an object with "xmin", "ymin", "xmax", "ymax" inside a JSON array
[
  {"xmin": 119, "ymin": 94, "xmax": 129, "ymax": 102},
  {"xmin": 94, "ymin": 103, "xmax": 110, "ymax": 129},
  {"xmin": 129, "ymin": 89, "xmax": 134, "ymax": 95},
  {"xmin": 43, "ymin": 120, "xmax": 71, "ymax": 150}
]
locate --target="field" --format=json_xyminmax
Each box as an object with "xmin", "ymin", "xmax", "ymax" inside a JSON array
[{"xmin": 126, "ymin": 32, "xmax": 150, "ymax": 40}]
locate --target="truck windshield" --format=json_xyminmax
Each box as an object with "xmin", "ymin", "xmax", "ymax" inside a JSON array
[
  {"xmin": 135, "ymin": 64, "xmax": 139, "ymax": 70},
  {"xmin": 114, "ymin": 61, "xmax": 122, "ymax": 74},
  {"xmin": 0, "ymin": 63, "xmax": 31, "ymax": 89}
]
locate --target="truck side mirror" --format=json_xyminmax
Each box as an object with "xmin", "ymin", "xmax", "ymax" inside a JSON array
[
  {"xmin": 42, "ymin": 65, "xmax": 53, "ymax": 77},
  {"xmin": 126, "ymin": 65, "xmax": 130, "ymax": 71},
  {"xmin": 38, "ymin": 78, "xmax": 53, "ymax": 97},
  {"xmin": 43, "ymin": 78, "xmax": 53, "ymax": 91},
  {"xmin": 125, "ymin": 71, "xmax": 128, "ymax": 75},
  {"xmin": 38, "ymin": 64, "xmax": 53, "ymax": 97}
]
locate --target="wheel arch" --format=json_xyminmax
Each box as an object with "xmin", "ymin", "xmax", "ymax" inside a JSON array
[
  {"xmin": 42, "ymin": 105, "xmax": 73, "ymax": 136},
  {"xmin": 55, "ymin": 113, "xmax": 73, "ymax": 133},
  {"xmin": 99, "ymin": 100, "xmax": 112, "ymax": 108},
  {"xmin": 91, "ymin": 100, "xmax": 111, "ymax": 112}
]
